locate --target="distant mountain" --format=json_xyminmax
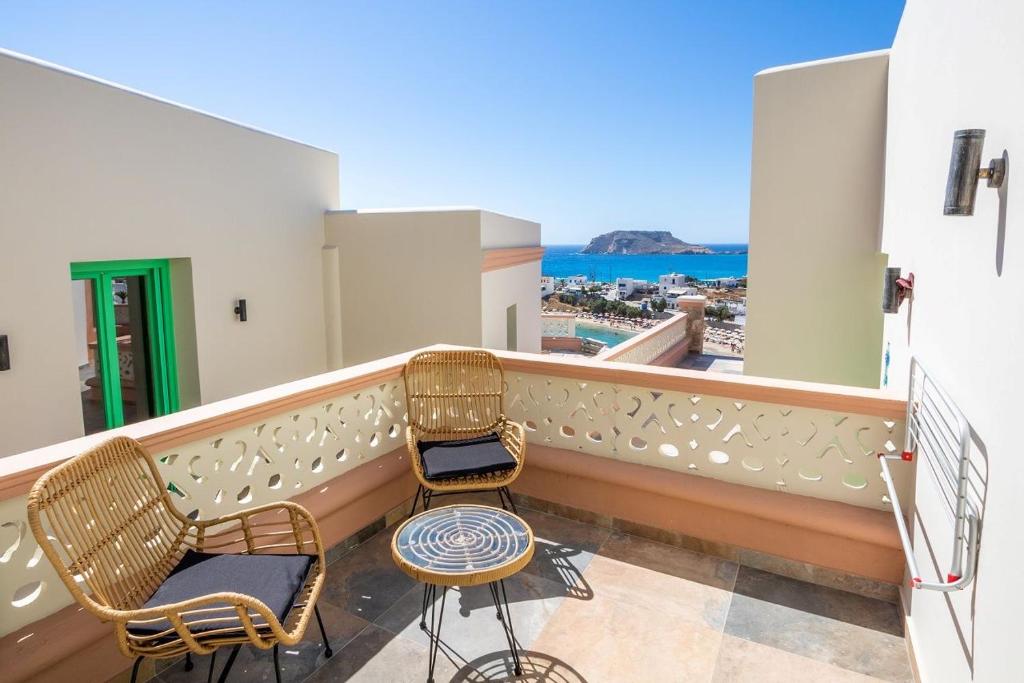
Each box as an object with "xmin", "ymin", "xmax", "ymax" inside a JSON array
[{"xmin": 580, "ymin": 230, "xmax": 713, "ymax": 255}]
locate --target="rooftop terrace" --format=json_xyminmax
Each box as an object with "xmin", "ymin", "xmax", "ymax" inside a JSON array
[{"xmin": 1, "ymin": 344, "xmax": 914, "ymax": 682}]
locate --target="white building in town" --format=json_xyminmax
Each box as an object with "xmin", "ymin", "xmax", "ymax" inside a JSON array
[
  {"xmin": 541, "ymin": 276, "xmax": 555, "ymax": 297},
  {"xmin": 565, "ymin": 275, "xmax": 588, "ymax": 286},
  {"xmin": 663, "ymin": 286, "xmax": 699, "ymax": 310},
  {"xmin": 616, "ymin": 277, "xmax": 649, "ymax": 299},
  {"xmin": 658, "ymin": 273, "xmax": 690, "ymax": 296}
]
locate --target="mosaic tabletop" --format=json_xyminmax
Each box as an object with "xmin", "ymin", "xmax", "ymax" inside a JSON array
[{"xmin": 391, "ymin": 504, "xmax": 534, "ymax": 586}]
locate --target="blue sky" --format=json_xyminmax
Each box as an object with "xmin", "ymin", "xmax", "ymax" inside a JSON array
[{"xmin": 0, "ymin": 1, "xmax": 904, "ymax": 244}]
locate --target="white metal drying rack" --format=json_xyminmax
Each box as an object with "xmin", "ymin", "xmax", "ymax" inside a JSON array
[{"xmin": 879, "ymin": 358, "xmax": 980, "ymax": 591}]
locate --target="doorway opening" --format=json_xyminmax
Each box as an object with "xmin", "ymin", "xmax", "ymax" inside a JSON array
[{"xmin": 71, "ymin": 260, "xmax": 179, "ymax": 434}]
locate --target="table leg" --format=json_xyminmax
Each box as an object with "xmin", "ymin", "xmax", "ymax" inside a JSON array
[
  {"xmin": 420, "ymin": 583, "xmax": 432, "ymax": 630},
  {"xmin": 489, "ymin": 579, "xmax": 523, "ymax": 676},
  {"xmin": 425, "ymin": 584, "xmax": 448, "ymax": 683}
]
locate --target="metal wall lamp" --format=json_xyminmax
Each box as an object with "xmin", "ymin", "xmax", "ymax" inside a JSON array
[
  {"xmin": 234, "ymin": 299, "xmax": 247, "ymax": 322},
  {"xmin": 0, "ymin": 335, "xmax": 9, "ymax": 371},
  {"xmin": 944, "ymin": 129, "xmax": 1006, "ymax": 216},
  {"xmin": 882, "ymin": 268, "xmax": 914, "ymax": 314}
]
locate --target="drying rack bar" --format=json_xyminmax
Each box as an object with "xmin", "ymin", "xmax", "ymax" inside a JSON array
[
  {"xmin": 879, "ymin": 453, "xmax": 978, "ymax": 591},
  {"xmin": 879, "ymin": 358, "xmax": 980, "ymax": 592}
]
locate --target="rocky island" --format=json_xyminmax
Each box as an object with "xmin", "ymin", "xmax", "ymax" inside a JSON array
[{"xmin": 580, "ymin": 230, "xmax": 713, "ymax": 255}]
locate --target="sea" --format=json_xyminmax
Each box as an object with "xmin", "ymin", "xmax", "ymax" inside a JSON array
[{"xmin": 542, "ymin": 244, "xmax": 748, "ymax": 283}]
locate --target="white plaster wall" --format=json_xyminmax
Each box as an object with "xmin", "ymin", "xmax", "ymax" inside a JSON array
[
  {"xmin": 70, "ymin": 280, "xmax": 89, "ymax": 367},
  {"xmin": 745, "ymin": 51, "xmax": 889, "ymax": 388},
  {"xmin": 481, "ymin": 261, "xmax": 542, "ymax": 353},
  {"xmin": 324, "ymin": 209, "xmax": 484, "ymax": 366},
  {"xmin": 0, "ymin": 51, "xmax": 338, "ymax": 457},
  {"xmin": 480, "ymin": 210, "xmax": 541, "ymax": 250},
  {"xmin": 880, "ymin": 2, "xmax": 1024, "ymax": 680},
  {"xmin": 480, "ymin": 210, "xmax": 542, "ymax": 353}
]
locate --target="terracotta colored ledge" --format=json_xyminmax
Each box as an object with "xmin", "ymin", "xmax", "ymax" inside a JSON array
[{"xmin": 481, "ymin": 246, "xmax": 545, "ymax": 272}]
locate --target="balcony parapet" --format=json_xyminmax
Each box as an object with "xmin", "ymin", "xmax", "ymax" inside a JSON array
[
  {"xmin": 0, "ymin": 350, "xmax": 415, "ymax": 641},
  {"xmin": 595, "ymin": 310, "xmax": 693, "ymax": 365},
  {"xmin": 0, "ymin": 344, "xmax": 909, "ymax": 672}
]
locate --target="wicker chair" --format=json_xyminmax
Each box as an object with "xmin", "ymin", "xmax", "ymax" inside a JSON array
[
  {"xmin": 26, "ymin": 436, "xmax": 332, "ymax": 683},
  {"xmin": 403, "ymin": 349, "xmax": 526, "ymax": 515}
]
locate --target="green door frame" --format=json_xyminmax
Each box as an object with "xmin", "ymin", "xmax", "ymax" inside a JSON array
[{"xmin": 71, "ymin": 259, "xmax": 179, "ymax": 429}]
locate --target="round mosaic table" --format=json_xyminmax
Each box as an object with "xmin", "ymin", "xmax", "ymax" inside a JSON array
[{"xmin": 392, "ymin": 504, "xmax": 535, "ymax": 682}]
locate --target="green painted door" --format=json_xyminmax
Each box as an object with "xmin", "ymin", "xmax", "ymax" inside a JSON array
[{"xmin": 71, "ymin": 260, "xmax": 179, "ymax": 432}]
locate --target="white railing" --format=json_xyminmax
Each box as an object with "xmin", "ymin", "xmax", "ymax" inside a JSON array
[
  {"xmin": 500, "ymin": 351, "xmax": 908, "ymax": 511},
  {"xmin": 597, "ymin": 312, "xmax": 691, "ymax": 364}
]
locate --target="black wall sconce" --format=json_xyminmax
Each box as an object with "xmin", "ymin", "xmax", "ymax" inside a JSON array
[
  {"xmin": 882, "ymin": 268, "xmax": 914, "ymax": 314},
  {"xmin": 0, "ymin": 335, "xmax": 9, "ymax": 371},
  {"xmin": 234, "ymin": 299, "xmax": 247, "ymax": 322},
  {"xmin": 944, "ymin": 129, "xmax": 1006, "ymax": 215}
]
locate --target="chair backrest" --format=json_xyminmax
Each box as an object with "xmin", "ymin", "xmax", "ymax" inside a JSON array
[
  {"xmin": 404, "ymin": 349, "xmax": 505, "ymax": 439},
  {"xmin": 26, "ymin": 436, "xmax": 190, "ymax": 613}
]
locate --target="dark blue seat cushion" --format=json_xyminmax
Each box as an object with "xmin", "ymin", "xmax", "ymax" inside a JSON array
[
  {"xmin": 128, "ymin": 551, "xmax": 315, "ymax": 637},
  {"xmin": 418, "ymin": 432, "xmax": 517, "ymax": 481}
]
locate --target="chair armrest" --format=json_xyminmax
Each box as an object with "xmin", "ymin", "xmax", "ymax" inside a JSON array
[
  {"xmin": 406, "ymin": 425, "xmax": 429, "ymax": 484},
  {"xmin": 498, "ymin": 418, "xmax": 526, "ymax": 467},
  {"xmin": 195, "ymin": 501, "xmax": 324, "ymax": 561},
  {"xmin": 115, "ymin": 591, "xmax": 285, "ymax": 655}
]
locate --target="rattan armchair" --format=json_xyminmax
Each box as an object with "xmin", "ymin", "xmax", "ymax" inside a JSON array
[
  {"xmin": 403, "ymin": 349, "xmax": 526, "ymax": 515},
  {"xmin": 26, "ymin": 436, "xmax": 332, "ymax": 683}
]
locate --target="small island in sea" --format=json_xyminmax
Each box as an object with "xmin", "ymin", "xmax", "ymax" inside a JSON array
[{"xmin": 580, "ymin": 230, "xmax": 714, "ymax": 255}]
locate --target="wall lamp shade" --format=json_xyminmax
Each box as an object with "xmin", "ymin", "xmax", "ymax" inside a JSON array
[
  {"xmin": 0, "ymin": 335, "xmax": 9, "ymax": 371},
  {"xmin": 944, "ymin": 129, "xmax": 1006, "ymax": 215},
  {"xmin": 234, "ymin": 299, "xmax": 247, "ymax": 322}
]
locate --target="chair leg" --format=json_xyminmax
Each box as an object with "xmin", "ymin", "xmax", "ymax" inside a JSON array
[
  {"xmin": 423, "ymin": 489, "xmax": 432, "ymax": 511},
  {"xmin": 129, "ymin": 657, "xmax": 144, "ymax": 683},
  {"xmin": 206, "ymin": 650, "xmax": 218, "ymax": 683},
  {"xmin": 273, "ymin": 644, "xmax": 282, "ymax": 683},
  {"xmin": 314, "ymin": 603, "xmax": 333, "ymax": 658},
  {"xmin": 409, "ymin": 484, "xmax": 423, "ymax": 517},
  {"xmin": 216, "ymin": 644, "xmax": 242, "ymax": 683},
  {"xmin": 184, "ymin": 652, "xmax": 194, "ymax": 671},
  {"xmin": 500, "ymin": 486, "xmax": 519, "ymax": 514}
]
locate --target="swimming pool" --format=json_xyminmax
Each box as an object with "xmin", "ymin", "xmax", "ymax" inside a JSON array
[{"xmin": 574, "ymin": 321, "xmax": 638, "ymax": 348}]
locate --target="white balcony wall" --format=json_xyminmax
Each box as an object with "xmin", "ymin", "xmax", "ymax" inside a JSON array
[
  {"xmin": 481, "ymin": 261, "xmax": 542, "ymax": 352},
  {"xmin": 879, "ymin": 1, "xmax": 1024, "ymax": 680},
  {"xmin": 324, "ymin": 209, "xmax": 484, "ymax": 366},
  {"xmin": 324, "ymin": 208, "xmax": 540, "ymax": 364},
  {"xmin": 745, "ymin": 51, "xmax": 889, "ymax": 389},
  {"xmin": 481, "ymin": 211, "xmax": 542, "ymax": 353},
  {"xmin": 0, "ymin": 51, "xmax": 338, "ymax": 458}
]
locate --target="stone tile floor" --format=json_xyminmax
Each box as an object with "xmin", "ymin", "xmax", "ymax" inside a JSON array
[{"xmin": 151, "ymin": 497, "xmax": 912, "ymax": 683}]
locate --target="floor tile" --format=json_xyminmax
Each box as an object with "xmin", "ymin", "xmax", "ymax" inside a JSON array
[
  {"xmin": 375, "ymin": 571, "xmax": 566, "ymax": 670},
  {"xmin": 586, "ymin": 532, "xmax": 738, "ymax": 630},
  {"xmin": 517, "ymin": 508, "xmax": 610, "ymax": 598},
  {"xmin": 321, "ymin": 527, "xmax": 419, "ymax": 621},
  {"xmin": 712, "ymin": 634, "xmax": 888, "ymax": 682},
  {"xmin": 724, "ymin": 567, "xmax": 912, "ymax": 681},
  {"xmin": 305, "ymin": 624, "xmax": 459, "ymax": 683},
  {"xmin": 531, "ymin": 590, "xmax": 722, "ymax": 682}
]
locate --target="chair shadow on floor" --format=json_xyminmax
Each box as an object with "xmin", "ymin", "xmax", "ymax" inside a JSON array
[
  {"xmin": 450, "ymin": 650, "xmax": 587, "ymax": 683},
  {"xmin": 532, "ymin": 540, "xmax": 594, "ymax": 600}
]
